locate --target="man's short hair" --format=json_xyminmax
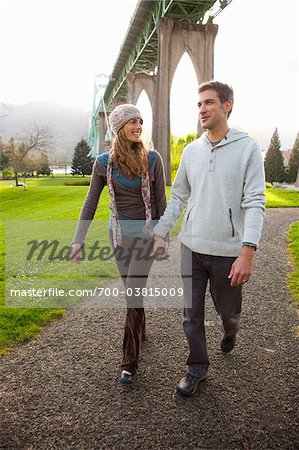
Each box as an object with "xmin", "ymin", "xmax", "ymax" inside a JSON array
[{"xmin": 198, "ymin": 81, "xmax": 234, "ymax": 117}]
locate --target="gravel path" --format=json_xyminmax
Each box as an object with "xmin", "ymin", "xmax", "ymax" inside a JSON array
[{"xmin": 0, "ymin": 208, "xmax": 298, "ymax": 450}]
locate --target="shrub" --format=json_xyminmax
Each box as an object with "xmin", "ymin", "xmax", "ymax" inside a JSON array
[{"xmin": 64, "ymin": 179, "xmax": 90, "ymax": 186}]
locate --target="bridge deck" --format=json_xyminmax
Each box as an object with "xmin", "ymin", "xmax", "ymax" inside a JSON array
[
  {"xmin": 89, "ymin": 0, "xmax": 232, "ymax": 152},
  {"xmin": 104, "ymin": 0, "xmax": 231, "ymax": 107}
]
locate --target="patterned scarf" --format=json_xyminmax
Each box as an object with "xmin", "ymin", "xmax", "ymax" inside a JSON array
[{"xmin": 107, "ymin": 152, "xmax": 153, "ymax": 247}]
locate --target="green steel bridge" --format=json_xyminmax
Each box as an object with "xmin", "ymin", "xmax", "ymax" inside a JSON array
[{"xmin": 89, "ymin": 0, "xmax": 232, "ymax": 182}]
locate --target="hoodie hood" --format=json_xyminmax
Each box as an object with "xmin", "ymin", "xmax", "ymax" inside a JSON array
[{"xmin": 201, "ymin": 128, "xmax": 250, "ymax": 147}]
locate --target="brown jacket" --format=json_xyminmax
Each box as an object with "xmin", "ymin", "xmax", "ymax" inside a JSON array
[{"xmin": 73, "ymin": 149, "xmax": 167, "ymax": 244}]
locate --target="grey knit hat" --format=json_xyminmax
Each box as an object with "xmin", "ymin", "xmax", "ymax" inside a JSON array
[{"xmin": 109, "ymin": 103, "xmax": 143, "ymax": 135}]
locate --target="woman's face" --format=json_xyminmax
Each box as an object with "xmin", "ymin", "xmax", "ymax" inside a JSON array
[{"xmin": 122, "ymin": 118, "xmax": 143, "ymax": 143}]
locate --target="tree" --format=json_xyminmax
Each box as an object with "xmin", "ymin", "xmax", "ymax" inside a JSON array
[
  {"xmin": 25, "ymin": 150, "xmax": 51, "ymax": 176},
  {"xmin": 6, "ymin": 139, "xmax": 28, "ymax": 185},
  {"xmin": 186, "ymin": 132, "xmax": 198, "ymax": 145},
  {"xmin": 0, "ymin": 137, "xmax": 10, "ymax": 175},
  {"xmin": 5, "ymin": 124, "xmax": 53, "ymax": 186},
  {"xmin": 286, "ymin": 132, "xmax": 299, "ymax": 184},
  {"xmin": 170, "ymin": 133, "xmax": 198, "ymax": 182},
  {"xmin": 71, "ymin": 138, "xmax": 93, "ymax": 177},
  {"xmin": 36, "ymin": 152, "xmax": 52, "ymax": 176},
  {"xmin": 264, "ymin": 128, "xmax": 286, "ymax": 183}
]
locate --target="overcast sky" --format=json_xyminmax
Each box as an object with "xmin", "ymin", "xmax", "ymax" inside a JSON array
[{"xmin": 1, "ymin": 0, "xmax": 298, "ymax": 150}]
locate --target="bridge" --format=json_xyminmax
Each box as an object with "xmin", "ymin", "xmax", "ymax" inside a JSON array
[{"xmin": 89, "ymin": 0, "xmax": 232, "ymax": 184}]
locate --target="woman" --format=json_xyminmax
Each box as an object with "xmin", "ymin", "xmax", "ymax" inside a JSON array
[{"xmin": 70, "ymin": 104, "xmax": 167, "ymax": 384}]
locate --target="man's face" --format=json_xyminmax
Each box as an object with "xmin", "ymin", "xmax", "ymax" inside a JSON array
[{"xmin": 198, "ymin": 89, "xmax": 231, "ymax": 131}]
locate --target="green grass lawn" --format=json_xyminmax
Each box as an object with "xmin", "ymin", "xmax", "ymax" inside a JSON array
[
  {"xmin": 265, "ymin": 188, "xmax": 299, "ymax": 208},
  {"xmin": 0, "ymin": 176, "xmax": 112, "ymax": 354},
  {"xmin": 0, "ymin": 177, "xmax": 298, "ymax": 354}
]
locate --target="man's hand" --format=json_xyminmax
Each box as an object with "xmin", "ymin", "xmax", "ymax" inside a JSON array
[
  {"xmin": 151, "ymin": 235, "xmax": 169, "ymax": 260},
  {"xmin": 69, "ymin": 243, "xmax": 83, "ymax": 265},
  {"xmin": 228, "ymin": 246, "xmax": 255, "ymax": 287}
]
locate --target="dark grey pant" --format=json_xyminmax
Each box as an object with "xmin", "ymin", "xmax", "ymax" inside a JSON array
[{"xmin": 181, "ymin": 243, "xmax": 242, "ymax": 377}]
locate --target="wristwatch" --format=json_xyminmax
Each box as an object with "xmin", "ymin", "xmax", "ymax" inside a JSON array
[{"xmin": 242, "ymin": 242, "xmax": 257, "ymax": 251}]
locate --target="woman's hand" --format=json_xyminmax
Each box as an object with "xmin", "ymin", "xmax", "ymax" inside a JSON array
[
  {"xmin": 69, "ymin": 243, "xmax": 83, "ymax": 265},
  {"xmin": 152, "ymin": 235, "xmax": 169, "ymax": 260}
]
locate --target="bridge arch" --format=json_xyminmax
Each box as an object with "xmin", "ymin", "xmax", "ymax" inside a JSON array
[
  {"xmin": 136, "ymin": 89, "xmax": 153, "ymax": 144},
  {"xmin": 126, "ymin": 73, "xmax": 155, "ymax": 145},
  {"xmin": 170, "ymin": 52, "xmax": 199, "ymax": 138},
  {"xmin": 153, "ymin": 18, "xmax": 218, "ymax": 184},
  {"xmin": 126, "ymin": 72, "xmax": 155, "ymax": 113},
  {"xmin": 168, "ymin": 31, "xmax": 203, "ymax": 90}
]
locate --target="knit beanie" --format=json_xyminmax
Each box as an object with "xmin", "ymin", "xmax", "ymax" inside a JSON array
[{"xmin": 109, "ymin": 104, "xmax": 142, "ymax": 135}]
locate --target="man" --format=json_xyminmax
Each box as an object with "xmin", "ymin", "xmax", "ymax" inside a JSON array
[{"xmin": 153, "ymin": 81, "xmax": 266, "ymax": 397}]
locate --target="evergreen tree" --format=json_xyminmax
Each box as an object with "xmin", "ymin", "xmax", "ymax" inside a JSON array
[
  {"xmin": 264, "ymin": 128, "xmax": 286, "ymax": 183},
  {"xmin": 286, "ymin": 132, "xmax": 299, "ymax": 183},
  {"xmin": 71, "ymin": 138, "xmax": 93, "ymax": 177}
]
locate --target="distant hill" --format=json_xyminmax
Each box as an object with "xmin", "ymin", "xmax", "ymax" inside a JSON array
[{"xmin": 0, "ymin": 102, "xmax": 90, "ymax": 160}]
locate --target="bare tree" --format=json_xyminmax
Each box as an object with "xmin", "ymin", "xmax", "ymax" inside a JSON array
[
  {"xmin": 5, "ymin": 124, "xmax": 53, "ymax": 186},
  {"xmin": 21, "ymin": 123, "xmax": 53, "ymax": 153}
]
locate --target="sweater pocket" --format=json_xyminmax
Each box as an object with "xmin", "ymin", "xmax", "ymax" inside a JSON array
[
  {"xmin": 229, "ymin": 208, "xmax": 235, "ymax": 237},
  {"xmin": 186, "ymin": 204, "xmax": 194, "ymax": 222},
  {"xmin": 184, "ymin": 203, "xmax": 195, "ymax": 232}
]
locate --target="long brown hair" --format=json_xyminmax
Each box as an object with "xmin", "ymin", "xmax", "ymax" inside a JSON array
[{"xmin": 110, "ymin": 128, "xmax": 149, "ymax": 179}]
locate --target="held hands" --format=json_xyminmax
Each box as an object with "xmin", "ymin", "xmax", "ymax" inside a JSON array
[
  {"xmin": 69, "ymin": 243, "xmax": 83, "ymax": 265},
  {"xmin": 151, "ymin": 235, "xmax": 170, "ymax": 260},
  {"xmin": 228, "ymin": 246, "xmax": 255, "ymax": 287}
]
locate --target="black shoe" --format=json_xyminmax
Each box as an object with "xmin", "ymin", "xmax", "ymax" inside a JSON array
[
  {"xmin": 120, "ymin": 370, "xmax": 134, "ymax": 384},
  {"xmin": 177, "ymin": 372, "xmax": 207, "ymax": 397},
  {"xmin": 221, "ymin": 334, "xmax": 236, "ymax": 353}
]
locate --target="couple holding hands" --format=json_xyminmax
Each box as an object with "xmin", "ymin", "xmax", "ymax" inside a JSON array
[{"xmin": 70, "ymin": 81, "xmax": 265, "ymax": 397}]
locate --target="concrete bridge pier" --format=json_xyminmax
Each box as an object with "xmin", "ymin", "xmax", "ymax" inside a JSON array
[{"xmin": 153, "ymin": 18, "xmax": 218, "ymax": 184}]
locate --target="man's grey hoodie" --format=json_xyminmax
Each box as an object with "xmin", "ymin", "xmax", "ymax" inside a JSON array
[{"xmin": 153, "ymin": 128, "xmax": 266, "ymax": 257}]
